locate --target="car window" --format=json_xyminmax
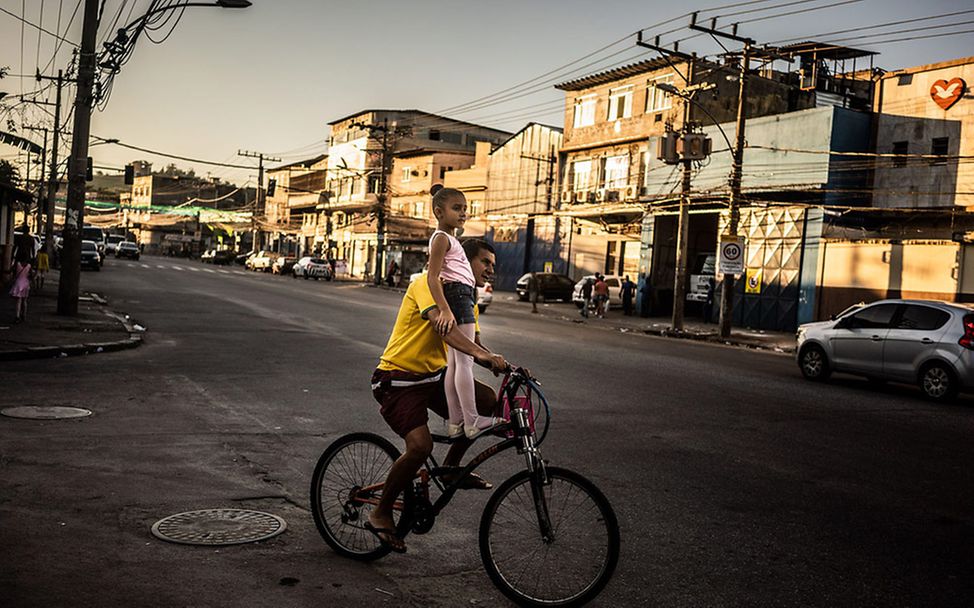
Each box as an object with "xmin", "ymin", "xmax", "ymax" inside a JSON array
[
  {"xmin": 82, "ymin": 242, "xmax": 96, "ymax": 251},
  {"xmin": 311, "ymin": 259, "xmax": 325, "ymax": 264},
  {"xmin": 896, "ymin": 305, "xmax": 950, "ymax": 331},
  {"xmin": 557, "ymin": 277, "xmax": 574, "ymax": 288},
  {"xmin": 847, "ymin": 304, "xmax": 898, "ymax": 329},
  {"xmin": 607, "ymin": 278, "xmax": 619, "ymax": 287}
]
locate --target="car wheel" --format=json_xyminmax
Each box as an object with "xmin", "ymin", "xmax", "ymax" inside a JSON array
[
  {"xmin": 919, "ymin": 362, "xmax": 958, "ymax": 402},
  {"xmin": 304, "ymin": 274, "xmax": 309, "ymax": 280},
  {"xmin": 478, "ymin": 304, "xmax": 488, "ymax": 314},
  {"xmin": 798, "ymin": 344, "xmax": 831, "ymax": 381}
]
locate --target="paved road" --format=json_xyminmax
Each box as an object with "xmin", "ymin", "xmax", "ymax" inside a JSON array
[{"xmin": 2, "ymin": 256, "xmax": 973, "ymax": 607}]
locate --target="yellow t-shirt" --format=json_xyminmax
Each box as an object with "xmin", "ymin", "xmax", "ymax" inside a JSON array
[
  {"xmin": 378, "ymin": 274, "xmax": 480, "ymax": 374},
  {"xmin": 36, "ymin": 252, "xmax": 49, "ymax": 272}
]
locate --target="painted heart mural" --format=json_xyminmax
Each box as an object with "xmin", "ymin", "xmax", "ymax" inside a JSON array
[{"xmin": 930, "ymin": 78, "xmax": 965, "ymax": 110}]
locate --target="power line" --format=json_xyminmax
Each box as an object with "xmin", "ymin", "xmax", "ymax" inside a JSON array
[
  {"xmin": 0, "ymin": 4, "xmax": 80, "ymax": 47},
  {"xmin": 90, "ymin": 135, "xmax": 257, "ymax": 169}
]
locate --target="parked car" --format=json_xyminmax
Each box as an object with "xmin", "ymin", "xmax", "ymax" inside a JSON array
[
  {"xmin": 82, "ymin": 225, "xmax": 106, "ymax": 260},
  {"xmin": 115, "ymin": 241, "xmax": 140, "ymax": 260},
  {"xmin": 408, "ymin": 271, "xmax": 493, "ymax": 313},
  {"xmin": 272, "ymin": 256, "xmax": 297, "ymax": 275},
  {"xmin": 80, "ymin": 240, "xmax": 101, "ymax": 270},
  {"xmin": 246, "ymin": 251, "xmax": 275, "ymax": 272},
  {"xmin": 515, "ymin": 272, "xmax": 575, "ymax": 303},
  {"xmin": 212, "ymin": 249, "xmax": 235, "ymax": 265},
  {"xmin": 292, "ymin": 256, "xmax": 332, "ymax": 280},
  {"xmin": 105, "ymin": 235, "xmax": 126, "ymax": 255},
  {"xmin": 200, "ymin": 249, "xmax": 216, "ymax": 263},
  {"xmin": 796, "ymin": 299, "xmax": 974, "ymax": 401},
  {"xmin": 572, "ymin": 274, "xmax": 625, "ymax": 309},
  {"xmin": 234, "ymin": 252, "xmax": 253, "ymax": 266}
]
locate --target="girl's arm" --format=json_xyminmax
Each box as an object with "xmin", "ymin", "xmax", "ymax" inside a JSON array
[{"xmin": 427, "ymin": 233, "xmax": 456, "ymax": 336}]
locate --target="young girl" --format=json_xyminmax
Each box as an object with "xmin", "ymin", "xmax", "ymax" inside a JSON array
[{"xmin": 427, "ymin": 185, "xmax": 505, "ymax": 440}]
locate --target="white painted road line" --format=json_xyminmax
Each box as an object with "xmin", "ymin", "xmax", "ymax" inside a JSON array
[
  {"xmin": 156, "ymin": 265, "xmax": 167, "ymax": 269},
  {"xmin": 217, "ymin": 269, "xmax": 230, "ymax": 274},
  {"xmin": 189, "ymin": 267, "xmax": 200, "ymax": 272},
  {"xmin": 141, "ymin": 264, "xmax": 150, "ymax": 268},
  {"xmin": 203, "ymin": 268, "xmax": 215, "ymax": 273},
  {"xmin": 171, "ymin": 266, "xmax": 185, "ymax": 271}
]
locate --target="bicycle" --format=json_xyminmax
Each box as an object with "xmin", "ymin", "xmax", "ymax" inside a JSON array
[{"xmin": 310, "ymin": 367, "xmax": 620, "ymax": 607}]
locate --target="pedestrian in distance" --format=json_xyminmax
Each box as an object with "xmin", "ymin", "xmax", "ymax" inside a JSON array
[
  {"xmin": 620, "ymin": 275, "xmax": 636, "ymax": 316},
  {"xmin": 703, "ymin": 276, "xmax": 716, "ymax": 324},
  {"xmin": 580, "ymin": 275, "xmax": 594, "ymax": 318},
  {"xmin": 386, "ymin": 259, "xmax": 399, "ymax": 287},
  {"xmin": 33, "ymin": 248, "xmax": 49, "ymax": 292},
  {"xmin": 594, "ymin": 274, "xmax": 609, "ymax": 318},
  {"xmin": 427, "ymin": 184, "xmax": 506, "ymax": 441},
  {"xmin": 639, "ymin": 273, "xmax": 654, "ymax": 317},
  {"xmin": 527, "ymin": 272, "xmax": 540, "ymax": 313},
  {"xmin": 10, "ymin": 225, "xmax": 35, "ymax": 323}
]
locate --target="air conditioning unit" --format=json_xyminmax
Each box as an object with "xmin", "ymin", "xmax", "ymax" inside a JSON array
[
  {"xmin": 595, "ymin": 189, "xmax": 607, "ymax": 202},
  {"xmin": 560, "ymin": 190, "xmax": 573, "ymax": 204},
  {"xmin": 624, "ymin": 185, "xmax": 639, "ymax": 201},
  {"xmin": 575, "ymin": 190, "xmax": 590, "ymax": 203},
  {"xmin": 605, "ymin": 189, "xmax": 620, "ymax": 202}
]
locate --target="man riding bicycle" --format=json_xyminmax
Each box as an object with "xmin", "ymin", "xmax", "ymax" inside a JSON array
[{"xmin": 368, "ymin": 238, "xmax": 507, "ymax": 552}]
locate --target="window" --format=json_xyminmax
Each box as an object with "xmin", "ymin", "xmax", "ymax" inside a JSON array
[
  {"xmin": 892, "ymin": 141, "xmax": 909, "ymax": 168},
  {"xmin": 897, "ymin": 73, "xmax": 913, "ymax": 86},
  {"xmin": 931, "ymin": 137, "xmax": 949, "ymax": 166},
  {"xmin": 607, "ymin": 86, "xmax": 633, "ymax": 120},
  {"xmin": 896, "ymin": 305, "xmax": 949, "ymax": 331},
  {"xmin": 647, "ymin": 74, "xmax": 674, "ymax": 112},
  {"xmin": 573, "ymin": 95, "xmax": 596, "ymax": 128},
  {"xmin": 604, "ymin": 155, "xmax": 629, "ymax": 189},
  {"xmin": 429, "ymin": 129, "xmax": 440, "ymax": 141},
  {"xmin": 469, "ymin": 199, "xmax": 481, "ymax": 216},
  {"xmin": 401, "ymin": 166, "xmax": 412, "ymax": 183},
  {"xmin": 572, "ymin": 159, "xmax": 592, "ymax": 192},
  {"xmin": 847, "ymin": 304, "xmax": 898, "ymax": 329},
  {"xmin": 412, "ymin": 201, "xmax": 425, "ymax": 217}
]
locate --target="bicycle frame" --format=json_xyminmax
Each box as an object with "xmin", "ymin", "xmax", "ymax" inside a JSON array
[{"xmin": 348, "ymin": 368, "xmax": 555, "ymax": 538}]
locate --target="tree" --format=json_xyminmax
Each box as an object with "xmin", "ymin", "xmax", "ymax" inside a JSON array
[{"xmin": 0, "ymin": 159, "xmax": 21, "ymax": 188}]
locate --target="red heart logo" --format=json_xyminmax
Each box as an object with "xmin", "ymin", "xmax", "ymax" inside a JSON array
[{"xmin": 930, "ymin": 78, "xmax": 965, "ymax": 110}]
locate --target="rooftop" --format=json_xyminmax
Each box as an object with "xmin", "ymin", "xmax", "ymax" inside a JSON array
[{"xmin": 554, "ymin": 57, "xmax": 679, "ymax": 91}]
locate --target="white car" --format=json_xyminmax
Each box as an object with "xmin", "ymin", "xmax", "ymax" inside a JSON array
[
  {"xmin": 246, "ymin": 251, "xmax": 275, "ymax": 272},
  {"xmin": 572, "ymin": 275, "xmax": 626, "ymax": 309},
  {"xmin": 409, "ymin": 271, "xmax": 492, "ymax": 312},
  {"xmin": 292, "ymin": 256, "xmax": 332, "ymax": 280}
]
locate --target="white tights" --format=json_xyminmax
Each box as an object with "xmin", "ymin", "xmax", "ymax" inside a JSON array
[{"xmin": 445, "ymin": 323, "xmax": 484, "ymax": 429}]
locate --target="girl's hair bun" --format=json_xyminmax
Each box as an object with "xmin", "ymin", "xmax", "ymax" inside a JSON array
[{"xmin": 430, "ymin": 184, "xmax": 444, "ymax": 197}]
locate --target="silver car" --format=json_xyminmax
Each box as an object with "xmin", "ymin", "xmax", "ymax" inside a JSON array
[{"xmin": 796, "ymin": 299, "xmax": 974, "ymax": 401}]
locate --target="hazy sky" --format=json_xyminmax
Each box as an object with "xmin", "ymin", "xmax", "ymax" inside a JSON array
[{"xmin": 2, "ymin": 0, "xmax": 972, "ymax": 186}]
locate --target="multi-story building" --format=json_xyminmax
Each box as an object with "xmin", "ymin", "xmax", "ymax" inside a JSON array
[
  {"xmin": 266, "ymin": 154, "xmax": 328, "ymax": 256},
  {"xmin": 322, "ymin": 109, "xmax": 509, "ymax": 278},
  {"xmin": 872, "ymin": 55, "xmax": 974, "ymax": 208}
]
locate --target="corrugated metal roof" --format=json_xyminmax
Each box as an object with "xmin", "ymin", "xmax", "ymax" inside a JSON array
[{"xmin": 554, "ymin": 58, "xmax": 676, "ymax": 91}]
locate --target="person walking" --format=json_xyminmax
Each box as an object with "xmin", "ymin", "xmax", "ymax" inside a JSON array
[
  {"xmin": 33, "ymin": 248, "xmax": 49, "ymax": 291},
  {"xmin": 702, "ymin": 276, "xmax": 716, "ymax": 324},
  {"xmin": 386, "ymin": 259, "xmax": 399, "ymax": 287},
  {"xmin": 620, "ymin": 275, "xmax": 636, "ymax": 316},
  {"xmin": 580, "ymin": 275, "xmax": 594, "ymax": 318},
  {"xmin": 639, "ymin": 273, "xmax": 654, "ymax": 317},
  {"xmin": 593, "ymin": 274, "xmax": 609, "ymax": 318},
  {"xmin": 10, "ymin": 226, "xmax": 35, "ymax": 323}
]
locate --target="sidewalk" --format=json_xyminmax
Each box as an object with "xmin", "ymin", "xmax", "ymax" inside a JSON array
[
  {"xmin": 0, "ymin": 274, "xmax": 143, "ymax": 361},
  {"xmin": 495, "ymin": 293, "xmax": 797, "ymax": 354}
]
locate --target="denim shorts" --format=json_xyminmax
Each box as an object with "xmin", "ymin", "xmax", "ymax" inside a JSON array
[{"xmin": 443, "ymin": 281, "xmax": 477, "ymax": 325}]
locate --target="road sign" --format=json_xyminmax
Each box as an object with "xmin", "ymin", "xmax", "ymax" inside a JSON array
[{"xmin": 719, "ymin": 236, "xmax": 745, "ymax": 275}]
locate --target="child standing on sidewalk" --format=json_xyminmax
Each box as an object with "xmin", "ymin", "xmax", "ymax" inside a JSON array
[{"xmin": 427, "ymin": 185, "xmax": 505, "ymax": 440}]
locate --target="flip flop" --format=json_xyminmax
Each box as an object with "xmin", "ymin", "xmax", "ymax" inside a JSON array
[{"xmin": 363, "ymin": 521, "xmax": 406, "ymax": 553}]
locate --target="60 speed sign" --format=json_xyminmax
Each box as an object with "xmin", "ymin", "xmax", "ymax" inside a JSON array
[{"xmin": 718, "ymin": 236, "xmax": 745, "ymax": 275}]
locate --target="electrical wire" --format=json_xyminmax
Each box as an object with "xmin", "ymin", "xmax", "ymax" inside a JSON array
[{"xmin": 0, "ymin": 4, "xmax": 79, "ymax": 47}]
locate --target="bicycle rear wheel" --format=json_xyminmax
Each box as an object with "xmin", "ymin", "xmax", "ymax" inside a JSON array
[
  {"xmin": 310, "ymin": 432, "xmax": 411, "ymax": 561},
  {"xmin": 479, "ymin": 467, "xmax": 620, "ymax": 607}
]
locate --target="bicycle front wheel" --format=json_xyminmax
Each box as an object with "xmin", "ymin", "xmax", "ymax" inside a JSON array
[
  {"xmin": 310, "ymin": 432, "xmax": 411, "ymax": 561},
  {"xmin": 479, "ymin": 467, "xmax": 620, "ymax": 607}
]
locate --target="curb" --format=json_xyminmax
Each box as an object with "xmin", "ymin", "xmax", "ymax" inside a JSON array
[{"xmin": 0, "ymin": 293, "xmax": 145, "ymax": 362}]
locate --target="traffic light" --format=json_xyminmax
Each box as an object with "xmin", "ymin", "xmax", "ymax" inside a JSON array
[
  {"xmin": 267, "ymin": 178, "xmax": 276, "ymax": 197},
  {"xmin": 86, "ymin": 157, "xmax": 93, "ymax": 181},
  {"xmin": 124, "ymin": 164, "xmax": 134, "ymax": 185}
]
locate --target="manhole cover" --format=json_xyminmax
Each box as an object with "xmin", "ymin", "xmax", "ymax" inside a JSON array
[
  {"xmin": 1, "ymin": 406, "xmax": 92, "ymax": 420},
  {"xmin": 151, "ymin": 509, "xmax": 286, "ymax": 546}
]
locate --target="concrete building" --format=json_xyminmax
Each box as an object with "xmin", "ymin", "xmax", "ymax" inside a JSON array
[
  {"xmin": 872, "ymin": 56, "xmax": 974, "ymax": 208},
  {"xmin": 322, "ymin": 109, "xmax": 509, "ymax": 278},
  {"xmin": 266, "ymin": 154, "xmax": 328, "ymax": 256}
]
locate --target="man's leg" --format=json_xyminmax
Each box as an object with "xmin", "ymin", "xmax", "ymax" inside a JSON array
[{"xmin": 369, "ymin": 425, "xmax": 432, "ymax": 551}]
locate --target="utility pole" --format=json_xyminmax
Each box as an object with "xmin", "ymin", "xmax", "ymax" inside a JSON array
[
  {"xmin": 57, "ymin": 1, "xmax": 98, "ymax": 316},
  {"xmin": 636, "ymin": 35, "xmax": 711, "ymax": 331},
  {"xmin": 520, "ymin": 150, "xmax": 558, "ymax": 273},
  {"xmin": 689, "ymin": 14, "xmax": 754, "ymax": 339},
  {"xmin": 238, "ymin": 150, "xmax": 281, "ymax": 252},
  {"xmin": 349, "ymin": 118, "xmax": 406, "ymax": 285},
  {"xmin": 28, "ymin": 69, "xmax": 65, "ymax": 259}
]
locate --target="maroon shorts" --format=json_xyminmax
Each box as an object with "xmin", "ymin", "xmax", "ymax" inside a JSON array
[{"xmin": 371, "ymin": 368, "xmax": 449, "ymax": 438}]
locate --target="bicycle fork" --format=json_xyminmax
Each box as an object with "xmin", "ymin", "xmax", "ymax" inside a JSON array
[{"xmin": 512, "ymin": 405, "xmax": 556, "ymax": 543}]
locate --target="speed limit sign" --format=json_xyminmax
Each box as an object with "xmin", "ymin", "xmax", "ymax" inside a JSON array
[{"xmin": 718, "ymin": 236, "xmax": 745, "ymax": 275}]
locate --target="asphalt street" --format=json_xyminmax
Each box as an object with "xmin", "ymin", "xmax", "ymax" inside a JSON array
[{"xmin": 2, "ymin": 256, "xmax": 973, "ymax": 607}]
